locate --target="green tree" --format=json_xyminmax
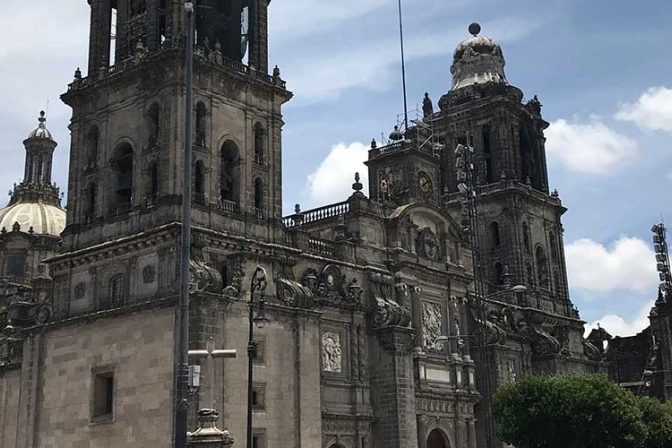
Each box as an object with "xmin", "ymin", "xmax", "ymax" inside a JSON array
[
  {"xmin": 639, "ymin": 397, "xmax": 672, "ymax": 448},
  {"xmin": 493, "ymin": 373, "xmax": 647, "ymax": 448}
]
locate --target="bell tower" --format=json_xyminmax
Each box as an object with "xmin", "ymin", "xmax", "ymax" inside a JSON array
[
  {"xmin": 53, "ymin": 0, "xmax": 291, "ymax": 320},
  {"xmin": 61, "ymin": 0, "xmax": 291, "ymax": 253},
  {"xmin": 434, "ymin": 24, "xmax": 570, "ymax": 314}
]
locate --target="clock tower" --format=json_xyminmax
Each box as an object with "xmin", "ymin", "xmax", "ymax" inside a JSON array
[{"xmin": 365, "ymin": 121, "xmax": 444, "ymax": 206}]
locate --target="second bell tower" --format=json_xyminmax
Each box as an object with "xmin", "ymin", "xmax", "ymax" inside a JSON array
[{"xmin": 61, "ymin": 0, "xmax": 291, "ymax": 253}]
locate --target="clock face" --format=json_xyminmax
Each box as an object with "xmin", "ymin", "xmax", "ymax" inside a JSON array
[{"xmin": 418, "ymin": 172, "xmax": 433, "ymax": 196}]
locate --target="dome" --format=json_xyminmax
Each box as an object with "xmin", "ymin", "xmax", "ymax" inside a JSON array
[
  {"xmin": 0, "ymin": 201, "xmax": 66, "ymax": 236},
  {"xmin": 26, "ymin": 111, "xmax": 54, "ymax": 141},
  {"xmin": 450, "ymin": 23, "xmax": 508, "ymax": 91}
]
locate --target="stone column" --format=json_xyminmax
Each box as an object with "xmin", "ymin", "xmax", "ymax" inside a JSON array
[{"xmin": 467, "ymin": 420, "xmax": 477, "ymax": 448}]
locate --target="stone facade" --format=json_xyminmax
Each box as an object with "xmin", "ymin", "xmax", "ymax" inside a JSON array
[{"xmin": 0, "ymin": 7, "xmax": 609, "ymax": 448}]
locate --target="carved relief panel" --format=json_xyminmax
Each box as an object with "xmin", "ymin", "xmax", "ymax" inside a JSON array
[
  {"xmin": 322, "ymin": 331, "xmax": 343, "ymax": 373},
  {"xmin": 422, "ymin": 301, "xmax": 444, "ymax": 352}
]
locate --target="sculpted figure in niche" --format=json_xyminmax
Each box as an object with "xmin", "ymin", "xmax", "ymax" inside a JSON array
[
  {"xmin": 322, "ymin": 332, "xmax": 342, "ymax": 373},
  {"xmin": 142, "ymin": 265, "xmax": 156, "ymax": 284}
]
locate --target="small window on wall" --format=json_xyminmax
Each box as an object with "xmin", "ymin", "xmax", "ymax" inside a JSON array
[
  {"xmin": 252, "ymin": 429, "xmax": 267, "ymax": 448},
  {"xmin": 6, "ymin": 254, "xmax": 27, "ymax": 278},
  {"xmin": 252, "ymin": 383, "xmax": 266, "ymax": 410},
  {"xmin": 92, "ymin": 370, "xmax": 114, "ymax": 422}
]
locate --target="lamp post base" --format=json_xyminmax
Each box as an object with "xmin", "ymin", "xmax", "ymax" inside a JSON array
[{"xmin": 188, "ymin": 409, "xmax": 234, "ymax": 447}]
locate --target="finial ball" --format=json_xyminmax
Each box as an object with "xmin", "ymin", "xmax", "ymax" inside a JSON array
[{"xmin": 468, "ymin": 22, "xmax": 481, "ymax": 36}]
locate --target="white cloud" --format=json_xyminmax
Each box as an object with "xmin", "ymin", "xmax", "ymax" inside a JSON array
[
  {"xmin": 545, "ymin": 118, "xmax": 639, "ymax": 174},
  {"xmin": 585, "ymin": 300, "xmax": 654, "ymax": 338},
  {"xmin": 305, "ymin": 142, "xmax": 369, "ymax": 207},
  {"xmin": 565, "ymin": 237, "xmax": 658, "ymax": 295},
  {"xmin": 615, "ymin": 87, "xmax": 672, "ymax": 132}
]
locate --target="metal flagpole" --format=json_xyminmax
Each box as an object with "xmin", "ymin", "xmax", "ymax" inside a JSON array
[{"xmin": 397, "ymin": 0, "xmax": 409, "ymax": 133}]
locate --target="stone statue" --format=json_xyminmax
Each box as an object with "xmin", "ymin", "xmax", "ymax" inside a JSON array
[{"xmin": 422, "ymin": 92, "xmax": 434, "ymax": 118}]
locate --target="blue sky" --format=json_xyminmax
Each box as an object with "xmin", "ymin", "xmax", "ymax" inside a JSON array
[{"xmin": 1, "ymin": 0, "xmax": 671, "ymax": 336}]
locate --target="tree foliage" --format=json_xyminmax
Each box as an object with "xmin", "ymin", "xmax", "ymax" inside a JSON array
[
  {"xmin": 638, "ymin": 397, "xmax": 672, "ymax": 448},
  {"xmin": 493, "ymin": 374, "xmax": 652, "ymax": 448}
]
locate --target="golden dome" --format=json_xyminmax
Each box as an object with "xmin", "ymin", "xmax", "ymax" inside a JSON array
[{"xmin": 0, "ymin": 201, "xmax": 66, "ymax": 236}]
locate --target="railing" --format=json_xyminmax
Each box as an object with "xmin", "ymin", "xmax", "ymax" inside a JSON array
[
  {"xmin": 253, "ymin": 208, "xmax": 264, "ymax": 220},
  {"xmin": 446, "ymin": 180, "xmax": 562, "ymax": 205},
  {"xmin": 194, "ymin": 193, "xmax": 206, "ymax": 206},
  {"xmin": 282, "ymin": 201, "xmax": 350, "ymax": 228},
  {"xmin": 254, "ymin": 154, "xmax": 264, "ymax": 165},
  {"xmin": 308, "ymin": 237, "xmax": 335, "ymax": 257},
  {"xmin": 214, "ymin": 199, "xmax": 240, "ymax": 215},
  {"xmin": 67, "ymin": 42, "xmax": 287, "ymax": 92},
  {"xmin": 108, "ymin": 202, "xmax": 133, "ymax": 217}
]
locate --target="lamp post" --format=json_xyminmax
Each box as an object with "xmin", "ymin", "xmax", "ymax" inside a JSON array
[
  {"xmin": 246, "ymin": 267, "xmax": 268, "ymax": 448},
  {"xmin": 175, "ymin": 2, "xmax": 195, "ymax": 448}
]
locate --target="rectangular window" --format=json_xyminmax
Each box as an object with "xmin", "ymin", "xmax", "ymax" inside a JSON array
[
  {"xmin": 252, "ymin": 383, "xmax": 266, "ymax": 410},
  {"xmin": 252, "ymin": 429, "xmax": 267, "ymax": 448},
  {"xmin": 253, "ymin": 339, "xmax": 265, "ymax": 364},
  {"xmin": 6, "ymin": 254, "xmax": 26, "ymax": 278},
  {"xmin": 92, "ymin": 370, "xmax": 114, "ymax": 422}
]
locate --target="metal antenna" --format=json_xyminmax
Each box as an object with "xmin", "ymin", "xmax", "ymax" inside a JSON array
[{"xmin": 397, "ymin": 0, "xmax": 409, "ymax": 133}]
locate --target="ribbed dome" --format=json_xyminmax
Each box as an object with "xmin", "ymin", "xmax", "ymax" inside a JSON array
[
  {"xmin": 26, "ymin": 111, "xmax": 54, "ymax": 141},
  {"xmin": 0, "ymin": 201, "xmax": 66, "ymax": 236},
  {"xmin": 450, "ymin": 23, "xmax": 508, "ymax": 91}
]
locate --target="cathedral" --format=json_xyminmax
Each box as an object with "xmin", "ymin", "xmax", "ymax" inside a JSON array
[{"xmin": 0, "ymin": 2, "xmax": 617, "ymax": 448}]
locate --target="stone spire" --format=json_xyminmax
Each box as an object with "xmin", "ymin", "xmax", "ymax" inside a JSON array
[{"xmin": 11, "ymin": 111, "xmax": 60, "ymax": 206}]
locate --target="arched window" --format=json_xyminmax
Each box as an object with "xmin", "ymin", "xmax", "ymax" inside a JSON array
[
  {"xmin": 147, "ymin": 162, "xmax": 159, "ymax": 202},
  {"xmin": 147, "ymin": 103, "xmax": 160, "ymax": 147},
  {"xmin": 254, "ymin": 178, "xmax": 264, "ymax": 218},
  {"xmin": 549, "ymin": 231, "xmax": 558, "ymax": 261},
  {"xmin": 220, "ymin": 141, "xmax": 240, "ymax": 205},
  {"xmin": 522, "ymin": 221, "xmax": 531, "ymax": 252},
  {"xmin": 110, "ymin": 143, "xmax": 134, "ymax": 210},
  {"xmin": 526, "ymin": 261, "xmax": 534, "ymax": 286},
  {"xmin": 536, "ymin": 246, "xmax": 549, "ymax": 288},
  {"xmin": 37, "ymin": 154, "xmax": 44, "ymax": 183},
  {"xmin": 490, "ymin": 222, "xmax": 501, "ymax": 247},
  {"xmin": 85, "ymin": 182, "xmax": 97, "ymax": 223},
  {"xmin": 254, "ymin": 123, "xmax": 265, "ymax": 165},
  {"xmin": 196, "ymin": 102, "xmax": 207, "ymax": 146},
  {"xmin": 109, "ymin": 274, "xmax": 125, "ymax": 308},
  {"xmin": 194, "ymin": 160, "xmax": 205, "ymax": 205},
  {"xmin": 86, "ymin": 126, "xmax": 99, "ymax": 168}
]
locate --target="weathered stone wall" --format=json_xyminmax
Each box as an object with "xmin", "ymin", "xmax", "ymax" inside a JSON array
[
  {"xmin": 0, "ymin": 368, "xmax": 21, "ymax": 448},
  {"xmin": 34, "ymin": 306, "xmax": 175, "ymax": 448}
]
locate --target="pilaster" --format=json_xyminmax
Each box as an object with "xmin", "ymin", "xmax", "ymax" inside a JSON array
[{"xmin": 370, "ymin": 326, "xmax": 418, "ymax": 448}]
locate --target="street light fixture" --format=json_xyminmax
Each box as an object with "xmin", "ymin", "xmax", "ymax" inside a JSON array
[{"xmin": 247, "ymin": 267, "xmax": 268, "ymax": 448}]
